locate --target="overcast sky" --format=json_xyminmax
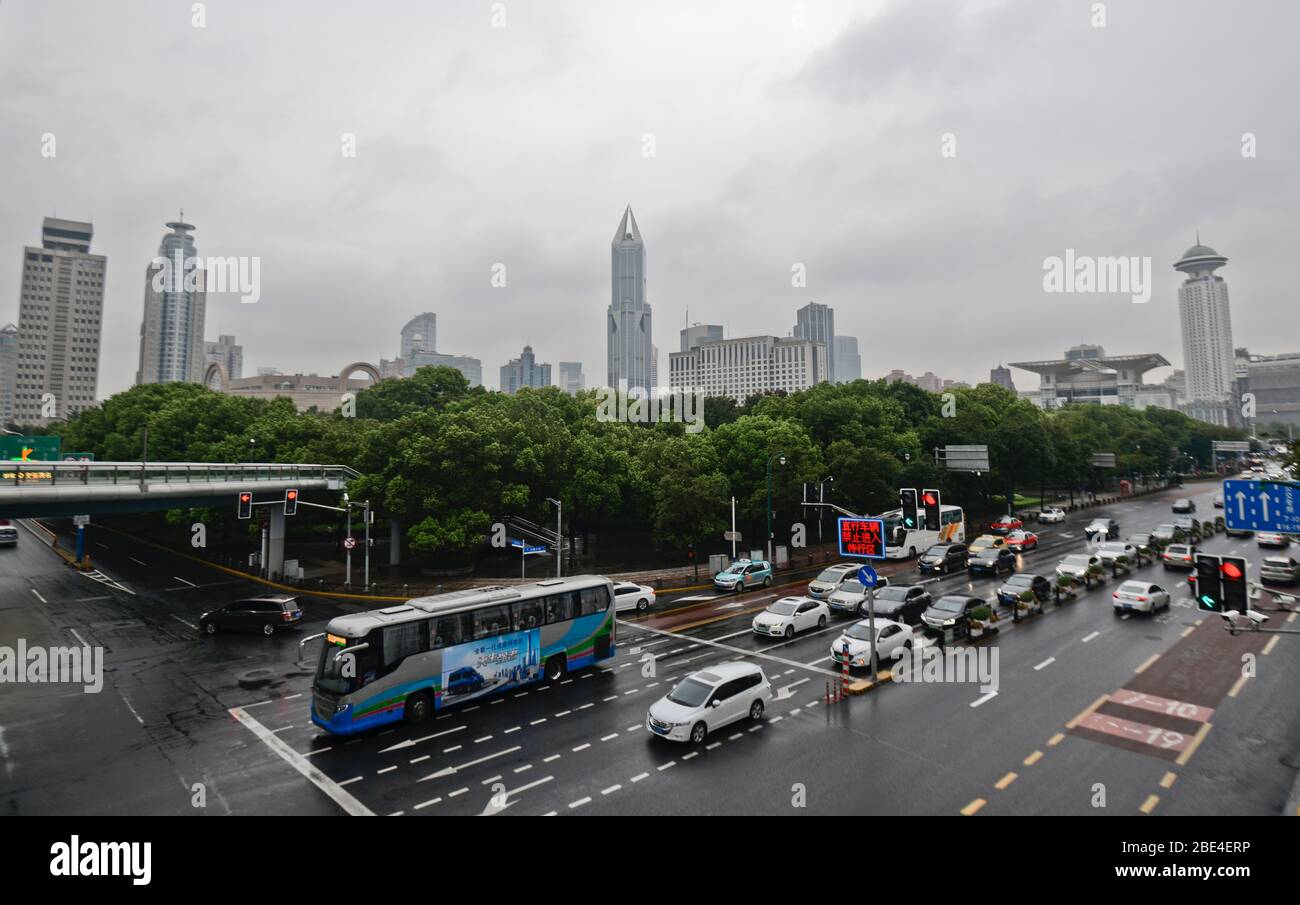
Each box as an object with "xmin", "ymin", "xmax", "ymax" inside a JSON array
[{"xmin": 2, "ymin": 0, "xmax": 1298, "ymax": 396}]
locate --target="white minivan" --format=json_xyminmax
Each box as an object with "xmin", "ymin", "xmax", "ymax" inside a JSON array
[{"xmin": 645, "ymin": 662, "xmax": 772, "ymax": 745}]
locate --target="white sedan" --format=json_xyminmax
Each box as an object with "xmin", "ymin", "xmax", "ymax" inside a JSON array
[
  {"xmin": 752, "ymin": 596, "xmax": 829, "ymax": 639},
  {"xmin": 612, "ymin": 582, "xmax": 656, "ymax": 613},
  {"xmin": 1096, "ymin": 541, "xmax": 1137, "ymax": 565},
  {"xmin": 1111, "ymin": 580, "xmax": 1171, "ymax": 614},
  {"xmin": 830, "ymin": 618, "xmax": 913, "ymax": 667},
  {"xmin": 1056, "ymin": 553, "xmax": 1101, "ymax": 581},
  {"xmin": 1039, "ymin": 507, "xmax": 1066, "ymax": 524}
]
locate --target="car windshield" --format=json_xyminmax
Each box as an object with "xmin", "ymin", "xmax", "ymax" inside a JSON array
[
  {"xmin": 1119, "ymin": 581, "xmax": 1148, "ymax": 594},
  {"xmin": 974, "ymin": 549, "xmax": 999, "ymax": 559},
  {"xmin": 1062, "ymin": 555, "xmax": 1091, "ymax": 566},
  {"xmin": 721, "ymin": 564, "xmax": 745, "ymax": 575},
  {"xmin": 667, "ymin": 678, "xmax": 713, "ymax": 708},
  {"xmin": 838, "ymin": 580, "xmax": 865, "ymax": 594},
  {"xmin": 845, "ymin": 623, "xmax": 877, "ymax": 641},
  {"xmin": 767, "ymin": 601, "xmax": 797, "ymax": 616},
  {"xmin": 1168, "ymin": 545, "xmax": 1190, "ymax": 555},
  {"xmin": 1100, "ymin": 542, "xmax": 1127, "ymax": 553},
  {"xmin": 924, "ymin": 546, "xmax": 948, "ymax": 557},
  {"xmin": 1004, "ymin": 575, "xmax": 1032, "ymax": 586},
  {"xmin": 875, "ymin": 587, "xmax": 907, "ymax": 601},
  {"xmin": 816, "ymin": 568, "xmax": 847, "ymax": 582},
  {"xmin": 933, "ymin": 597, "xmax": 967, "ymax": 612}
]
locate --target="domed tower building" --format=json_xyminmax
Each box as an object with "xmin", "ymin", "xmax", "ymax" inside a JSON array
[{"xmin": 1174, "ymin": 239, "xmax": 1236, "ymax": 427}]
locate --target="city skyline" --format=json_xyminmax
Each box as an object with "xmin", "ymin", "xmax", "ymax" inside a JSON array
[{"xmin": 3, "ymin": 2, "xmax": 1298, "ymax": 401}]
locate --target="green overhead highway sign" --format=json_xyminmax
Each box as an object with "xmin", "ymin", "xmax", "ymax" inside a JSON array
[{"xmin": 0, "ymin": 435, "xmax": 61, "ymax": 462}]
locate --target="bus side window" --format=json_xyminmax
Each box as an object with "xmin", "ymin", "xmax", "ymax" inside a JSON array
[
  {"xmin": 579, "ymin": 586, "xmax": 607, "ymax": 617},
  {"xmin": 431, "ymin": 614, "xmax": 465, "ymax": 649},
  {"xmin": 514, "ymin": 598, "xmax": 544, "ymax": 631},
  {"xmin": 474, "ymin": 604, "xmax": 511, "ymax": 640},
  {"xmin": 545, "ymin": 592, "xmax": 576, "ymax": 624}
]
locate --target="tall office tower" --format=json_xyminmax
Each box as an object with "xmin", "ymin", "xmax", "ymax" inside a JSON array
[
  {"xmin": 681, "ymin": 323, "xmax": 723, "ymax": 353},
  {"xmin": 558, "ymin": 361, "xmax": 585, "ymax": 394},
  {"xmin": 833, "ymin": 336, "xmax": 862, "ymax": 383},
  {"xmin": 205, "ymin": 334, "xmax": 244, "ymax": 383},
  {"xmin": 0, "ymin": 323, "xmax": 17, "ymax": 426},
  {"xmin": 14, "ymin": 218, "xmax": 107, "ymax": 425},
  {"xmin": 650, "ymin": 344, "xmax": 659, "ymax": 389},
  {"xmin": 401, "ymin": 312, "xmax": 437, "ymax": 358},
  {"xmin": 500, "ymin": 345, "xmax": 552, "ymax": 394},
  {"xmin": 137, "ymin": 217, "xmax": 207, "ymax": 385},
  {"xmin": 1174, "ymin": 240, "xmax": 1236, "ymax": 426},
  {"xmin": 606, "ymin": 206, "xmax": 653, "ymax": 392},
  {"xmin": 989, "ymin": 363, "xmax": 1016, "ymax": 392},
  {"xmin": 792, "ymin": 302, "xmax": 835, "ymax": 385}
]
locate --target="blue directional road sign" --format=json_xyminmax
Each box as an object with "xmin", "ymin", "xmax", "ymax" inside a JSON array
[
  {"xmin": 511, "ymin": 540, "xmax": 548, "ymax": 554},
  {"xmin": 1223, "ymin": 480, "xmax": 1300, "ymax": 534},
  {"xmin": 857, "ymin": 565, "xmax": 879, "ymax": 588}
]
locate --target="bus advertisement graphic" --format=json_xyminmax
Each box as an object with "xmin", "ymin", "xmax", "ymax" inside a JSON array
[{"xmin": 441, "ymin": 629, "xmax": 542, "ymax": 705}]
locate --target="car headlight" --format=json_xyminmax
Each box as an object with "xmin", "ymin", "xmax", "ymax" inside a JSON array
[{"xmin": 943, "ymin": 618, "xmax": 955, "ymax": 626}]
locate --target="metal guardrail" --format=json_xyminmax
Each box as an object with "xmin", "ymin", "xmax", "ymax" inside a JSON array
[{"xmin": 1, "ymin": 461, "xmax": 362, "ymax": 488}]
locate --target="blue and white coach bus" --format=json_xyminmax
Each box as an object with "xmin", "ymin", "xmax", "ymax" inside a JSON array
[{"xmin": 307, "ymin": 576, "xmax": 617, "ymax": 735}]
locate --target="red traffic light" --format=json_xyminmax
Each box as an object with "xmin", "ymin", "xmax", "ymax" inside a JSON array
[
  {"xmin": 286, "ymin": 490, "xmax": 298, "ymax": 500},
  {"xmin": 1220, "ymin": 561, "xmax": 1244, "ymax": 580},
  {"xmin": 923, "ymin": 492, "xmax": 938, "ymax": 505},
  {"xmin": 240, "ymin": 493, "xmax": 251, "ymax": 503}
]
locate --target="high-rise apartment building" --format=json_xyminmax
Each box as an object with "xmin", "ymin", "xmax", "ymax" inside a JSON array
[
  {"xmin": 833, "ymin": 336, "xmax": 862, "ymax": 383},
  {"xmin": 668, "ymin": 335, "xmax": 827, "ymax": 403},
  {"xmin": 558, "ymin": 362, "xmax": 585, "ymax": 394},
  {"xmin": 793, "ymin": 302, "xmax": 835, "ymax": 385},
  {"xmin": 0, "ymin": 323, "xmax": 17, "ymax": 426},
  {"xmin": 14, "ymin": 218, "xmax": 107, "ymax": 425},
  {"xmin": 1175, "ymin": 241, "xmax": 1236, "ymax": 426},
  {"xmin": 500, "ymin": 345, "xmax": 552, "ymax": 394},
  {"xmin": 137, "ymin": 217, "xmax": 207, "ymax": 385},
  {"xmin": 606, "ymin": 206, "xmax": 653, "ymax": 392}
]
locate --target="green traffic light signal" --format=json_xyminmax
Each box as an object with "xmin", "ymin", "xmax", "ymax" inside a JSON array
[{"xmin": 1199, "ymin": 595, "xmax": 1218, "ymax": 610}]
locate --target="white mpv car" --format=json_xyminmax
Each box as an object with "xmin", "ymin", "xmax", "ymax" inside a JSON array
[{"xmin": 645, "ymin": 662, "xmax": 772, "ymax": 745}]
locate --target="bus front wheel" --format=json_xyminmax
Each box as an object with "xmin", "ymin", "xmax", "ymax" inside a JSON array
[
  {"xmin": 404, "ymin": 691, "xmax": 432, "ymax": 725},
  {"xmin": 545, "ymin": 654, "xmax": 567, "ymax": 682}
]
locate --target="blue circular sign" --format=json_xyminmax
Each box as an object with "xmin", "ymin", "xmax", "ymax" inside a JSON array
[{"xmin": 857, "ymin": 565, "xmax": 878, "ymax": 588}]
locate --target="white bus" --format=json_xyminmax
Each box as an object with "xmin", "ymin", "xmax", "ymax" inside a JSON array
[{"xmin": 876, "ymin": 504, "xmax": 966, "ymax": 559}]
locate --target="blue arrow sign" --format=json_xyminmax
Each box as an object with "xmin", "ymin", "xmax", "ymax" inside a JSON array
[
  {"xmin": 857, "ymin": 565, "xmax": 879, "ymax": 588},
  {"xmin": 1223, "ymin": 480, "xmax": 1300, "ymax": 534}
]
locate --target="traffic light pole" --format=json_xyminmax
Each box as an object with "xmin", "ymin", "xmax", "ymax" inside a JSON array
[
  {"xmin": 364, "ymin": 500, "xmax": 371, "ymax": 592},
  {"xmin": 345, "ymin": 506, "xmax": 352, "ymax": 589},
  {"xmin": 867, "ymin": 584, "xmax": 878, "ymax": 678}
]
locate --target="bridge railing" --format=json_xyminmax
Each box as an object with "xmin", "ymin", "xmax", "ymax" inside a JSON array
[{"xmin": 1, "ymin": 461, "xmax": 362, "ymax": 488}]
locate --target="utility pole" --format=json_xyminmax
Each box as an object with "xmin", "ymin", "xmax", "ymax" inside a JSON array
[
  {"xmin": 363, "ymin": 499, "xmax": 371, "ymax": 591},
  {"xmin": 547, "ymin": 497, "xmax": 562, "ymax": 578},
  {"xmin": 731, "ymin": 496, "xmax": 737, "ymax": 560}
]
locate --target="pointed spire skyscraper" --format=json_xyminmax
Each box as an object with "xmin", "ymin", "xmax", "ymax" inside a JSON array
[{"xmin": 607, "ymin": 205, "xmax": 654, "ymax": 392}]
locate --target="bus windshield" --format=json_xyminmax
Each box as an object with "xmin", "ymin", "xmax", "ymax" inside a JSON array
[{"xmin": 314, "ymin": 640, "xmax": 377, "ymax": 696}]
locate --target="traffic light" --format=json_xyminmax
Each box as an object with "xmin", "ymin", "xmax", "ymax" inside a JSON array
[
  {"xmin": 1194, "ymin": 553, "xmax": 1223, "ymax": 611},
  {"xmin": 922, "ymin": 489, "xmax": 941, "ymax": 532},
  {"xmin": 284, "ymin": 488, "xmax": 299, "ymax": 516},
  {"xmin": 1220, "ymin": 555, "xmax": 1249, "ymax": 615},
  {"xmin": 237, "ymin": 491, "xmax": 253, "ymax": 520},
  {"xmin": 899, "ymin": 488, "xmax": 919, "ymax": 530}
]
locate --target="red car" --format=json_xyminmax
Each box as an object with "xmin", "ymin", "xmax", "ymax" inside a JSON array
[
  {"xmin": 1006, "ymin": 529, "xmax": 1038, "ymax": 552},
  {"xmin": 990, "ymin": 515, "xmax": 1023, "ymax": 535}
]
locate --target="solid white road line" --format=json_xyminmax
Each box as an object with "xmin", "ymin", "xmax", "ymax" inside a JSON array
[
  {"xmin": 171, "ymin": 615, "xmax": 198, "ymax": 631},
  {"xmin": 229, "ymin": 706, "xmax": 375, "ymax": 816},
  {"xmin": 68, "ymin": 628, "xmax": 90, "ymax": 647},
  {"xmin": 420, "ymin": 746, "xmax": 522, "ymax": 781},
  {"xmin": 172, "ymin": 576, "xmax": 197, "ymax": 588},
  {"xmin": 1033, "ymin": 657, "xmax": 1056, "ymax": 671},
  {"xmin": 970, "ymin": 691, "xmax": 998, "ymax": 708},
  {"xmin": 31, "ymin": 588, "xmax": 47, "ymax": 604},
  {"xmin": 1081, "ymin": 631, "xmax": 1100, "ymax": 643},
  {"xmin": 130, "ymin": 557, "xmax": 148, "ymax": 566}
]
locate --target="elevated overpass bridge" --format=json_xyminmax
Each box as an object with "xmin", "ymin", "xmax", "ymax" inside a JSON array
[
  {"xmin": 0, "ymin": 461, "xmax": 358, "ymax": 518},
  {"xmin": 0, "ymin": 462, "xmax": 360, "ymax": 581}
]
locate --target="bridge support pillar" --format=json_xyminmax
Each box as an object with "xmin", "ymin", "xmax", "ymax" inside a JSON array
[
  {"xmin": 390, "ymin": 517, "xmax": 402, "ymax": 567},
  {"xmin": 268, "ymin": 508, "xmax": 286, "ymax": 580}
]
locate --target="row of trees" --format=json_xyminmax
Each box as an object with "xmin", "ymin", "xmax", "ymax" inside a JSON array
[{"xmin": 45, "ymin": 368, "xmax": 1250, "ymax": 565}]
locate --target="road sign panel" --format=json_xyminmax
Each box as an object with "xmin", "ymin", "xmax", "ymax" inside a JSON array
[
  {"xmin": 857, "ymin": 565, "xmax": 879, "ymax": 588},
  {"xmin": 1212, "ymin": 441, "xmax": 1250, "ymax": 453},
  {"xmin": 343, "ymin": 537, "xmax": 357, "ymax": 550},
  {"xmin": 838, "ymin": 517, "xmax": 887, "ymax": 559},
  {"xmin": 510, "ymin": 540, "xmax": 547, "ymax": 554},
  {"xmin": 1223, "ymin": 479, "xmax": 1300, "ymax": 533},
  {"xmin": 73, "ymin": 514, "xmax": 90, "ymax": 527},
  {"xmin": 723, "ymin": 530, "xmax": 742, "ymax": 541},
  {"xmin": 939, "ymin": 445, "xmax": 989, "ymax": 472},
  {"xmin": 0, "ymin": 435, "xmax": 61, "ymax": 462},
  {"xmin": 1090, "ymin": 452, "xmax": 1117, "ymax": 468}
]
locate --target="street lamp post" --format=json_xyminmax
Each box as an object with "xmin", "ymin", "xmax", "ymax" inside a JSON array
[
  {"xmin": 766, "ymin": 452, "xmax": 787, "ymax": 563},
  {"xmin": 546, "ymin": 497, "xmax": 562, "ymax": 578}
]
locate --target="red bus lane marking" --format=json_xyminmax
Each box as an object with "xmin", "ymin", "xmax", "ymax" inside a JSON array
[
  {"xmin": 1110, "ymin": 689, "xmax": 1214, "ymax": 724},
  {"xmin": 1076, "ymin": 711, "xmax": 1192, "ymax": 753}
]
